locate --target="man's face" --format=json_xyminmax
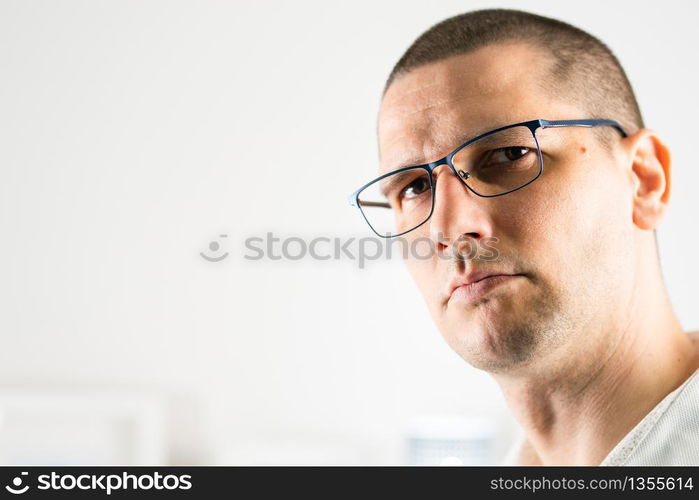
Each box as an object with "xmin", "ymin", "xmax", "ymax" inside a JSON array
[{"xmin": 378, "ymin": 43, "xmax": 637, "ymax": 374}]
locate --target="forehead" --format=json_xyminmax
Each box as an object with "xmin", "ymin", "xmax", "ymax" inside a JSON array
[{"xmin": 378, "ymin": 42, "xmax": 577, "ymax": 173}]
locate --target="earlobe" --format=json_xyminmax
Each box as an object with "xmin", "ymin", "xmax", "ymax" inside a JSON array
[{"xmin": 628, "ymin": 130, "xmax": 672, "ymax": 231}]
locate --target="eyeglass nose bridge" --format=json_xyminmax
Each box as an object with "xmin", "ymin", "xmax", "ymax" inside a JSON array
[{"xmin": 426, "ymin": 156, "xmax": 473, "ymax": 190}]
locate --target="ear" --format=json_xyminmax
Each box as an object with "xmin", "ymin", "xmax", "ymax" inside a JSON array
[{"xmin": 622, "ymin": 129, "xmax": 672, "ymax": 230}]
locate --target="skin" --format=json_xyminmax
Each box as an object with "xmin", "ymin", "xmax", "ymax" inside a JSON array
[{"xmin": 377, "ymin": 41, "xmax": 699, "ymax": 465}]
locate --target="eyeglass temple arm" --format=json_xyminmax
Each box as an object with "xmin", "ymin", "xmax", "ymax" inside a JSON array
[
  {"xmin": 348, "ymin": 191, "xmax": 392, "ymax": 208},
  {"xmin": 356, "ymin": 200, "xmax": 390, "ymax": 209},
  {"xmin": 540, "ymin": 119, "xmax": 628, "ymax": 138},
  {"xmin": 348, "ymin": 194, "xmax": 391, "ymax": 209}
]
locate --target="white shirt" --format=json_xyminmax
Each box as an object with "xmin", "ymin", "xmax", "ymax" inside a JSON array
[{"xmin": 501, "ymin": 368, "xmax": 699, "ymax": 465}]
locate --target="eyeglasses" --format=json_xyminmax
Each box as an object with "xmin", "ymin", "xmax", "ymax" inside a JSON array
[{"xmin": 348, "ymin": 118, "xmax": 627, "ymax": 238}]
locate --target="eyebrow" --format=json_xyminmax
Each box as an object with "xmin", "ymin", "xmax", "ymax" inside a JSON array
[
  {"xmin": 379, "ymin": 168, "xmax": 426, "ymax": 199},
  {"xmin": 386, "ymin": 123, "xmax": 502, "ymax": 172}
]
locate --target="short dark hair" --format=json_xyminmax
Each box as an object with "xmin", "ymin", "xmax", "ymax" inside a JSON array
[{"xmin": 384, "ymin": 9, "xmax": 644, "ymax": 144}]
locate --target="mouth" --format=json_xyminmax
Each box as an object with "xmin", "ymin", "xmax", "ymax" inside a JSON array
[{"xmin": 447, "ymin": 273, "xmax": 524, "ymax": 306}]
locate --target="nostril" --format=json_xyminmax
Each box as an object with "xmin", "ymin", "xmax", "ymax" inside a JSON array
[{"xmin": 453, "ymin": 233, "xmax": 481, "ymax": 261}]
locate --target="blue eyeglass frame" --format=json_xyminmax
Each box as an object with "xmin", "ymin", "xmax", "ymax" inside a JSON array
[{"xmin": 348, "ymin": 118, "xmax": 628, "ymax": 238}]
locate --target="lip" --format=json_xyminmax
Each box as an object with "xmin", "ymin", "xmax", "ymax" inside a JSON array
[{"xmin": 446, "ymin": 272, "xmax": 522, "ymax": 305}]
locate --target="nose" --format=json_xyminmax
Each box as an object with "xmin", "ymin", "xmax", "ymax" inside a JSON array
[{"xmin": 428, "ymin": 164, "xmax": 494, "ymax": 252}]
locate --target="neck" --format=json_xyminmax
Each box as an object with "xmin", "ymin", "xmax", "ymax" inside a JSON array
[{"xmin": 493, "ymin": 257, "xmax": 698, "ymax": 465}]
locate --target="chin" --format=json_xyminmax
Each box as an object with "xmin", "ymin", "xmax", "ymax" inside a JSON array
[
  {"xmin": 441, "ymin": 315, "xmax": 543, "ymax": 373},
  {"xmin": 437, "ymin": 281, "xmax": 564, "ymax": 372}
]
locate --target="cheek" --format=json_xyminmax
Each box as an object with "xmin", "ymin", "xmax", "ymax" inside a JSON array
[
  {"xmin": 500, "ymin": 151, "xmax": 634, "ymax": 286},
  {"xmin": 546, "ymin": 156, "xmax": 632, "ymax": 244}
]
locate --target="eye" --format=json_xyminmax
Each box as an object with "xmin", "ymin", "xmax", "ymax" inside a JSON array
[
  {"xmin": 493, "ymin": 146, "xmax": 530, "ymax": 162},
  {"xmin": 399, "ymin": 176, "xmax": 430, "ymax": 201}
]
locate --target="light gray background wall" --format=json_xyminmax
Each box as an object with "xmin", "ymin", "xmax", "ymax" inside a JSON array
[{"xmin": 1, "ymin": 0, "xmax": 697, "ymax": 464}]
